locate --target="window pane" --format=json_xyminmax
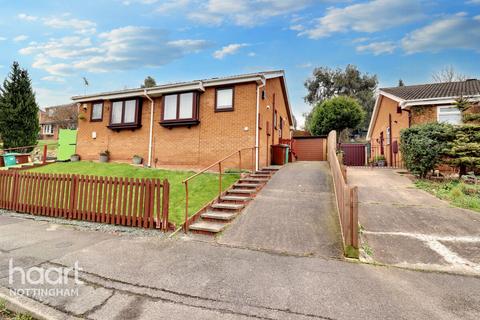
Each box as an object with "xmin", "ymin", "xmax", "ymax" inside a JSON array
[
  {"xmin": 164, "ymin": 95, "xmax": 177, "ymax": 120},
  {"xmin": 124, "ymin": 100, "xmax": 136, "ymax": 123},
  {"xmin": 92, "ymin": 103, "xmax": 102, "ymax": 120},
  {"xmin": 179, "ymin": 93, "xmax": 193, "ymax": 119},
  {"xmin": 111, "ymin": 101, "xmax": 123, "ymax": 124},
  {"xmin": 216, "ymin": 88, "xmax": 233, "ymax": 109},
  {"xmin": 438, "ymin": 106, "xmax": 461, "ymax": 125}
]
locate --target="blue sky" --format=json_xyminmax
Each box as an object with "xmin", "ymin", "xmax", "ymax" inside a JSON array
[{"xmin": 0, "ymin": 0, "xmax": 479, "ymax": 127}]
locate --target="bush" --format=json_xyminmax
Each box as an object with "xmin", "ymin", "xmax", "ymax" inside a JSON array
[{"xmin": 400, "ymin": 122, "xmax": 454, "ymax": 177}]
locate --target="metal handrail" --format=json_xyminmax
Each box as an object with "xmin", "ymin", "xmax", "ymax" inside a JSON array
[{"xmin": 182, "ymin": 146, "xmax": 257, "ymax": 232}]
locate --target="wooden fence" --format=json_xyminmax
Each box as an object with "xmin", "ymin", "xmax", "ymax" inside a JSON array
[
  {"xmin": 327, "ymin": 131, "xmax": 359, "ymax": 254},
  {"xmin": 0, "ymin": 171, "xmax": 170, "ymax": 231}
]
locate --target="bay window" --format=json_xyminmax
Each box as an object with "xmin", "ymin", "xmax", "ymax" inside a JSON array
[
  {"xmin": 161, "ymin": 92, "xmax": 199, "ymax": 127},
  {"xmin": 108, "ymin": 98, "xmax": 142, "ymax": 130}
]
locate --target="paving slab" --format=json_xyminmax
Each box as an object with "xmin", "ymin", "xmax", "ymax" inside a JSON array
[{"xmin": 219, "ymin": 161, "xmax": 342, "ymax": 258}]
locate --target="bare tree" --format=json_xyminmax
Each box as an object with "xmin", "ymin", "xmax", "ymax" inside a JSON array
[
  {"xmin": 432, "ymin": 65, "xmax": 467, "ymax": 83},
  {"xmin": 49, "ymin": 105, "xmax": 78, "ymax": 129}
]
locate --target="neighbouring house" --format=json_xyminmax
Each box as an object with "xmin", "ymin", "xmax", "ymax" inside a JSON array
[
  {"xmin": 71, "ymin": 70, "xmax": 293, "ymax": 170},
  {"xmin": 39, "ymin": 103, "xmax": 78, "ymax": 140},
  {"xmin": 367, "ymin": 79, "xmax": 480, "ymax": 166}
]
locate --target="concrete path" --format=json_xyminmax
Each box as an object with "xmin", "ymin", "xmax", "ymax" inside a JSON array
[
  {"xmin": 348, "ymin": 168, "xmax": 480, "ymax": 275},
  {"xmin": 1, "ymin": 214, "xmax": 480, "ymax": 319},
  {"xmin": 219, "ymin": 162, "xmax": 343, "ymax": 258}
]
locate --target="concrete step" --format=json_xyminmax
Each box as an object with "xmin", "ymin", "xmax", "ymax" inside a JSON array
[
  {"xmin": 189, "ymin": 221, "xmax": 226, "ymax": 233},
  {"xmin": 262, "ymin": 166, "xmax": 281, "ymax": 171},
  {"xmin": 201, "ymin": 211, "xmax": 236, "ymax": 221},
  {"xmin": 227, "ymin": 189, "xmax": 256, "ymax": 194},
  {"xmin": 249, "ymin": 174, "xmax": 271, "ymax": 178},
  {"xmin": 234, "ymin": 182, "xmax": 260, "ymax": 188},
  {"xmin": 240, "ymin": 178, "xmax": 269, "ymax": 183},
  {"xmin": 220, "ymin": 195, "xmax": 252, "ymax": 201},
  {"xmin": 255, "ymin": 171, "xmax": 272, "ymax": 175},
  {"xmin": 211, "ymin": 203, "xmax": 245, "ymax": 210}
]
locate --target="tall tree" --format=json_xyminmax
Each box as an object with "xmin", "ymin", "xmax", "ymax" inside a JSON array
[
  {"xmin": 0, "ymin": 62, "xmax": 39, "ymax": 149},
  {"xmin": 308, "ymin": 96, "xmax": 365, "ymax": 136},
  {"xmin": 303, "ymin": 65, "xmax": 377, "ymax": 131},
  {"xmin": 432, "ymin": 65, "xmax": 467, "ymax": 83},
  {"xmin": 141, "ymin": 76, "xmax": 157, "ymax": 88},
  {"xmin": 398, "ymin": 79, "xmax": 405, "ymax": 86}
]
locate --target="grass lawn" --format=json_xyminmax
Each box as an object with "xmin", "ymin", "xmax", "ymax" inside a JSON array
[
  {"xmin": 415, "ymin": 179, "xmax": 480, "ymax": 213},
  {"xmin": 28, "ymin": 161, "xmax": 239, "ymax": 226},
  {"xmin": 0, "ymin": 299, "xmax": 34, "ymax": 320},
  {"xmin": 37, "ymin": 139, "xmax": 58, "ymax": 151}
]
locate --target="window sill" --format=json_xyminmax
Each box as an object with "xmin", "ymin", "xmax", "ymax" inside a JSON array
[
  {"xmin": 107, "ymin": 123, "xmax": 142, "ymax": 131},
  {"xmin": 160, "ymin": 119, "xmax": 200, "ymax": 127}
]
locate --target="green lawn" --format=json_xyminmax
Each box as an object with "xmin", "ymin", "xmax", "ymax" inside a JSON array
[
  {"xmin": 415, "ymin": 179, "xmax": 480, "ymax": 213},
  {"xmin": 29, "ymin": 161, "xmax": 240, "ymax": 226}
]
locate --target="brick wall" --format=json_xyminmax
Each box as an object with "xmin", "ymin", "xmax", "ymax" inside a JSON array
[
  {"xmin": 76, "ymin": 78, "xmax": 290, "ymax": 170},
  {"xmin": 410, "ymin": 105, "xmax": 436, "ymax": 125}
]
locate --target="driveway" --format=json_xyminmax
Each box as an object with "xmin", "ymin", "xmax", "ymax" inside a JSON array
[
  {"xmin": 219, "ymin": 161, "xmax": 343, "ymax": 258},
  {"xmin": 348, "ymin": 168, "xmax": 480, "ymax": 274}
]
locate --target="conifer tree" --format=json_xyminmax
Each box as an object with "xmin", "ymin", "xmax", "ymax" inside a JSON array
[{"xmin": 0, "ymin": 62, "xmax": 39, "ymax": 149}]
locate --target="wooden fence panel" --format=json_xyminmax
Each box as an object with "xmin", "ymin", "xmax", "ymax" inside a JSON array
[{"xmin": 0, "ymin": 171, "xmax": 169, "ymax": 231}]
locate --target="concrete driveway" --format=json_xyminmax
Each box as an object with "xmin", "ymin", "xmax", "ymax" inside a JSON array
[
  {"xmin": 348, "ymin": 168, "xmax": 480, "ymax": 275},
  {"xmin": 219, "ymin": 161, "xmax": 343, "ymax": 258}
]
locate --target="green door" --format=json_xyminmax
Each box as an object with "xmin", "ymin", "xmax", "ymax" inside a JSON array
[{"xmin": 57, "ymin": 129, "xmax": 77, "ymax": 161}]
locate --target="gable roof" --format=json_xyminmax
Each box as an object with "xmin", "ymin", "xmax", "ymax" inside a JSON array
[{"xmin": 381, "ymin": 79, "xmax": 480, "ymax": 101}]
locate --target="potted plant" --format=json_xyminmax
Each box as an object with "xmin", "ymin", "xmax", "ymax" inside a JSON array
[
  {"xmin": 99, "ymin": 150, "xmax": 110, "ymax": 163},
  {"xmin": 78, "ymin": 114, "xmax": 86, "ymax": 121},
  {"xmin": 132, "ymin": 155, "xmax": 143, "ymax": 165},
  {"xmin": 374, "ymin": 155, "xmax": 386, "ymax": 167},
  {"xmin": 70, "ymin": 154, "xmax": 80, "ymax": 162}
]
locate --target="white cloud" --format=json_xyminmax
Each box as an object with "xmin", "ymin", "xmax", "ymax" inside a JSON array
[
  {"xmin": 290, "ymin": 24, "xmax": 304, "ymax": 31},
  {"xmin": 213, "ymin": 43, "xmax": 248, "ymax": 59},
  {"xmin": 43, "ymin": 17, "xmax": 97, "ymax": 35},
  {"xmin": 41, "ymin": 76, "xmax": 66, "ymax": 82},
  {"xmin": 21, "ymin": 26, "xmax": 210, "ymax": 75},
  {"xmin": 155, "ymin": 0, "xmax": 191, "ymax": 13},
  {"xmin": 247, "ymin": 52, "xmax": 256, "ymax": 57},
  {"xmin": 402, "ymin": 13, "xmax": 480, "ymax": 53},
  {"xmin": 467, "ymin": 0, "xmax": 480, "ymax": 4},
  {"xmin": 297, "ymin": 62, "xmax": 313, "ymax": 68},
  {"xmin": 301, "ymin": 0, "xmax": 424, "ymax": 39},
  {"xmin": 18, "ymin": 13, "xmax": 38, "ymax": 21},
  {"xmin": 0, "ymin": 37, "xmax": 7, "ymax": 41},
  {"xmin": 34, "ymin": 87, "xmax": 75, "ymax": 107},
  {"xmin": 13, "ymin": 35, "xmax": 29, "ymax": 42},
  {"xmin": 356, "ymin": 41, "xmax": 396, "ymax": 55}
]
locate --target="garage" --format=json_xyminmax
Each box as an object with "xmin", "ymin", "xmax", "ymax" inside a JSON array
[{"xmin": 292, "ymin": 136, "xmax": 326, "ymax": 161}]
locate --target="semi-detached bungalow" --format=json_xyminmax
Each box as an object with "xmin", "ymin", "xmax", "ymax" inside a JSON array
[
  {"xmin": 367, "ymin": 79, "xmax": 480, "ymax": 165},
  {"xmin": 72, "ymin": 70, "xmax": 293, "ymax": 170}
]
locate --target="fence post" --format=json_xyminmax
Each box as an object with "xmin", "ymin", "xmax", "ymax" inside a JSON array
[
  {"xmin": 218, "ymin": 162, "xmax": 222, "ymax": 198},
  {"xmin": 42, "ymin": 145, "xmax": 47, "ymax": 164},
  {"xmin": 12, "ymin": 171, "xmax": 20, "ymax": 212},
  {"xmin": 350, "ymin": 186, "xmax": 359, "ymax": 249},
  {"xmin": 144, "ymin": 180, "xmax": 151, "ymax": 228},
  {"xmin": 184, "ymin": 182, "xmax": 189, "ymax": 233},
  {"xmin": 162, "ymin": 179, "xmax": 170, "ymax": 232},
  {"xmin": 69, "ymin": 175, "xmax": 78, "ymax": 219}
]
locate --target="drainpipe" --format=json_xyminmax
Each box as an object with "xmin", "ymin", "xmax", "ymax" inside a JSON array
[
  {"xmin": 144, "ymin": 89, "xmax": 154, "ymax": 167},
  {"xmin": 255, "ymin": 78, "xmax": 266, "ymax": 171}
]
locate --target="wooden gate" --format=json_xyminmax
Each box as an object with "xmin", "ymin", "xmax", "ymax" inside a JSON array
[
  {"xmin": 292, "ymin": 137, "xmax": 326, "ymax": 161},
  {"xmin": 340, "ymin": 144, "xmax": 366, "ymax": 166}
]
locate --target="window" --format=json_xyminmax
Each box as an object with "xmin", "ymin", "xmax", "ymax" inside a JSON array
[
  {"xmin": 91, "ymin": 102, "xmax": 103, "ymax": 121},
  {"xmin": 215, "ymin": 87, "xmax": 234, "ymax": 111},
  {"xmin": 108, "ymin": 98, "xmax": 141, "ymax": 130},
  {"xmin": 437, "ymin": 106, "xmax": 462, "ymax": 125},
  {"xmin": 43, "ymin": 124, "xmax": 53, "ymax": 135},
  {"xmin": 161, "ymin": 92, "xmax": 199, "ymax": 127}
]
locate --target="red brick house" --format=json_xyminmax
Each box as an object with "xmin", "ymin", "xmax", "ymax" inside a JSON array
[
  {"xmin": 39, "ymin": 103, "xmax": 78, "ymax": 140},
  {"xmin": 367, "ymin": 79, "xmax": 480, "ymax": 165},
  {"xmin": 71, "ymin": 70, "xmax": 293, "ymax": 170}
]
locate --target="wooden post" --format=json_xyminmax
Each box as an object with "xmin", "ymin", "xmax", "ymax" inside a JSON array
[
  {"xmin": 218, "ymin": 162, "xmax": 222, "ymax": 198},
  {"xmin": 350, "ymin": 186, "xmax": 359, "ymax": 249},
  {"xmin": 162, "ymin": 180, "xmax": 169, "ymax": 231},
  {"xmin": 184, "ymin": 182, "xmax": 189, "ymax": 233},
  {"xmin": 42, "ymin": 145, "xmax": 47, "ymax": 164},
  {"xmin": 69, "ymin": 175, "xmax": 78, "ymax": 219}
]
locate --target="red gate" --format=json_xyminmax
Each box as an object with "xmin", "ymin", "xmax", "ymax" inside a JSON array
[{"xmin": 340, "ymin": 144, "xmax": 366, "ymax": 166}]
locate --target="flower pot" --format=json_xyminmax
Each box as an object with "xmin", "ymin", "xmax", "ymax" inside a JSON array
[
  {"xmin": 132, "ymin": 156, "xmax": 143, "ymax": 165},
  {"xmin": 70, "ymin": 155, "xmax": 80, "ymax": 162},
  {"xmin": 99, "ymin": 155, "xmax": 109, "ymax": 163}
]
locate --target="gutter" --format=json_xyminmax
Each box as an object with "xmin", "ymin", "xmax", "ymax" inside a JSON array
[
  {"xmin": 144, "ymin": 89, "xmax": 155, "ymax": 167},
  {"xmin": 255, "ymin": 77, "xmax": 266, "ymax": 171}
]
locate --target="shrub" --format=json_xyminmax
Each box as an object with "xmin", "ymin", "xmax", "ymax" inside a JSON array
[{"xmin": 400, "ymin": 122, "xmax": 454, "ymax": 178}]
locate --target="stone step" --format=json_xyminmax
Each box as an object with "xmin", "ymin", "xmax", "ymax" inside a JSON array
[
  {"xmin": 211, "ymin": 203, "xmax": 245, "ymax": 210},
  {"xmin": 262, "ymin": 166, "xmax": 281, "ymax": 171},
  {"xmin": 249, "ymin": 174, "xmax": 271, "ymax": 178},
  {"xmin": 189, "ymin": 221, "xmax": 226, "ymax": 233},
  {"xmin": 220, "ymin": 195, "xmax": 252, "ymax": 201},
  {"xmin": 240, "ymin": 178, "xmax": 269, "ymax": 183},
  {"xmin": 227, "ymin": 189, "xmax": 256, "ymax": 194},
  {"xmin": 201, "ymin": 211, "xmax": 236, "ymax": 221},
  {"xmin": 255, "ymin": 171, "xmax": 272, "ymax": 175},
  {"xmin": 233, "ymin": 183, "xmax": 260, "ymax": 188}
]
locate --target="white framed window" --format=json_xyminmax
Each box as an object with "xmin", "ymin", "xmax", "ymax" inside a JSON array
[
  {"xmin": 91, "ymin": 102, "xmax": 103, "ymax": 121},
  {"xmin": 437, "ymin": 106, "xmax": 462, "ymax": 125},
  {"xmin": 111, "ymin": 101, "xmax": 123, "ymax": 124},
  {"xmin": 215, "ymin": 87, "xmax": 234, "ymax": 111},
  {"xmin": 43, "ymin": 124, "xmax": 53, "ymax": 135}
]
